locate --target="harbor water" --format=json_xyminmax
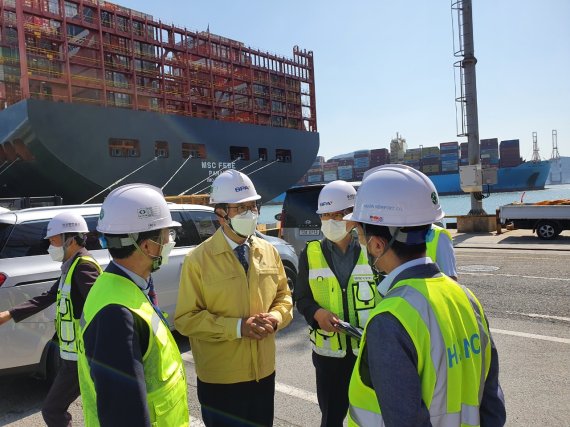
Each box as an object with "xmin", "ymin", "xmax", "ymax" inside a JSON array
[{"xmin": 258, "ymin": 184, "xmax": 570, "ymax": 225}]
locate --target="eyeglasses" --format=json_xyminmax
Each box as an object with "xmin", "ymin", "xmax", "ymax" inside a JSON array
[{"xmin": 227, "ymin": 203, "xmax": 258, "ymax": 215}]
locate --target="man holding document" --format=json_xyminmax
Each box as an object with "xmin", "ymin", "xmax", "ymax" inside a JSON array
[{"xmin": 294, "ymin": 180, "xmax": 381, "ymax": 427}]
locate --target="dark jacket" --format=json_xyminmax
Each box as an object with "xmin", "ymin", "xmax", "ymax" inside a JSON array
[
  {"xmin": 82, "ymin": 262, "xmax": 153, "ymax": 427},
  {"xmin": 10, "ymin": 248, "xmax": 99, "ymax": 322}
]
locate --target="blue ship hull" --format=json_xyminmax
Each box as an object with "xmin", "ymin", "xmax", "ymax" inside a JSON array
[
  {"xmin": 0, "ymin": 99, "xmax": 320, "ymax": 204},
  {"xmin": 429, "ymin": 161, "xmax": 551, "ymax": 195}
]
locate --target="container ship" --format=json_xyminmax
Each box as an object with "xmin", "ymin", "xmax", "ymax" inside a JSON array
[
  {"xmin": 300, "ymin": 135, "xmax": 550, "ymax": 195},
  {"xmin": 0, "ymin": 0, "xmax": 319, "ymax": 203}
]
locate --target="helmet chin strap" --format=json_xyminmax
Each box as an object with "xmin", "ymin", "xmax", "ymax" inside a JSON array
[
  {"xmin": 132, "ymin": 235, "xmax": 163, "ymax": 272},
  {"xmin": 365, "ymin": 225, "xmax": 399, "ymax": 269}
]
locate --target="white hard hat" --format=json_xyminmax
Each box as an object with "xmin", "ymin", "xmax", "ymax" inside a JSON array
[
  {"xmin": 97, "ymin": 183, "xmax": 181, "ymax": 234},
  {"xmin": 316, "ymin": 180, "xmax": 356, "ymax": 214},
  {"xmin": 209, "ymin": 170, "xmax": 261, "ymax": 204},
  {"xmin": 45, "ymin": 211, "xmax": 89, "ymax": 239},
  {"xmin": 344, "ymin": 164, "xmax": 444, "ymax": 227}
]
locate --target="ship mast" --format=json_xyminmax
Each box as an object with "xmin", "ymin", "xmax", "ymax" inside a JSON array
[
  {"xmin": 531, "ymin": 131, "xmax": 541, "ymax": 162},
  {"xmin": 452, "ymin": 0, "xmax": 485, "ymax": 215},
  {"xmin": 549, "ymin": 130, "xmax": 562, "ymax": 184}
]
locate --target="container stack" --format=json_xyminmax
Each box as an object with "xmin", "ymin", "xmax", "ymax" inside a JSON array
[
  {"xmin": 337, "ymin": 158, "xmax": 354, "ymax": 181},
  {"xmin": 353, "ymin": 150, "xmax": 370, "ymax": 182},
  {"xmin": 500, "ymin": 139, "xmax": 522, "ymax": 168},
  {"xmin": 323, "ymin": 162, "xmax": 338, "ymax": 182},
  {"xmin": 402, "ymin": 148, "xmax": 421, "ymax": 170},
  {"xmin": 480, "ymin": 138, "xmax": 499, "ymax": 168},
  {"xmin": 370, "ymin": 148, "xmax": 390, "ymax": 168},
  {"xmin": 439, "ymin": 141, "xmax": 459, "ymax": 173},
  {"xmin": 460, "ymin": 142, "xmax": 469, "ymax": 165},
  {"xmin": 421, "ymin": 146, "xmax": 440, "ymax": 174},
  {"xmin": 306, "ymin": 166, "xmax": 323, "ymax": 183}
]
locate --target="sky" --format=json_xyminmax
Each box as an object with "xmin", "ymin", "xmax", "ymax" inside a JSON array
[{"xmin": 118, "ymin": 0, "xmax": 570, "ymax": 161}]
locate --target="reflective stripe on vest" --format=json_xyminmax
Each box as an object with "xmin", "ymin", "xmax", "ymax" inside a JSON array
[
  {"xmin": 426, "ymin": 225, "xmax": 453, "ymax": 264},
  {"xmin": 77, "ymin": 272, "xmax": 189, "ymax": 427},
  {"xmin": 55, "ymin": 255, "xmax": 101, "ymax": 361},
  {"xmin": 348, "ymin": 271, "xmax": 491, "ymax": 427},
  {"xmin": 307, "ymin": 241, "xmax": 380, "ymax": 357}
]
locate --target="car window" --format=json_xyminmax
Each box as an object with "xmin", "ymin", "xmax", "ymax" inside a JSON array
[
  {"xmin": 187, "ymin": 210, "xmax": 220, "ymax": 242},
  {"xmin": 170, "ymin": 211, "xmax": 201, "ymax": 247},
  {"xmin": 0, "ymin": 223, "xmax": 14, "ymax": 255},
  {"xmin": 282, "ymin": 187, "xmax": 322, "ymax": 228},
  {"xmin": 0, "ymin": 220, "xmax": 49, "ymax": 258},
  {"xmin": 84, "ymin": 216, "xmax": 103, "ymax": 251}
]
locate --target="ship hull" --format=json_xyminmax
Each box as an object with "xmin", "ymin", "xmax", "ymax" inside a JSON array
[
  {"xmin": 0, "ymin": 99, "xmax": 320, "ymax": 204},
  {"xmin": 429, "ymin": 161, "xmax": 551, "ymax": 195}
]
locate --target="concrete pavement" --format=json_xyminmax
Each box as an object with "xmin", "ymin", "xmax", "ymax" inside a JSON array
[{"xmin": 450, "ymin": 228, "xmax": 570, "ymax": 251}]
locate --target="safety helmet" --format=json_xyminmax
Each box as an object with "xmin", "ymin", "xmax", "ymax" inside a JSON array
[
  {"xmin": 45, "ymin": 211, "xmax": 89, "ymax": 239},
  {"xmin": 97, "ymin": 183, "xmax": 181, "ymax": 234},
  {"xmin": 344, "ymin": 164, "xmax": 444, "ymax": 227},
  {"xmin": 209, "ymin": 170, "xmax": 261, "ymax": 204},
  {"xmin": 316, "ymin": 180, "xmax": 356, "ymax": 214}
]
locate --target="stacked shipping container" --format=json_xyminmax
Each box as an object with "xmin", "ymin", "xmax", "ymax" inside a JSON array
[
  {"xmin": 460, "ymin": 142, "xmax": 469, "ymax": 165},
  {"xmin": 480, "ymin": 138, "xmax": 499, "ymax": 168},
  {"xmin": 500, "ymin": 139, "xmax": 522, "ymax": 168},
  {"xmin": 323, "ymin": 162, "xmax": 338, "ymax": 182},
  {"xmin": 298, "ymin": 136, "xmax": 526, "ymax": 185},
  {"xmin": 440, "ymin": 141, "xmax": 459, "ymax": 173},
  {"xmin": 421, "ymin": 146, "xmax": 440, "ymax": 174},
  {"xmin": 337, "ymin": 158, "xmax": 354, "ymax": 181},
  {"xmin": 370, "ymin": 148, "xmax": 390, "ymax": 168}
]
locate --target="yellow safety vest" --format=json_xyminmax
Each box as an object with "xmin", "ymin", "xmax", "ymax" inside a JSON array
[
  {"xmin": 348, "ymin": 266, "xmax": 491, "ymax": 427},
  {"xmin": 426, "ymin": 225, "xmax": 453, "ymax": 264},
  {"xmin": 307, "ymin": 240, "xmax": 381, "ymax": 357},
  {"xmin": 78, "ymin": 272, "xmax": 189, "ymax": 427},
  {"xmin": 55, "ymin": 255, "xmax": 101, "ymax": 361}
]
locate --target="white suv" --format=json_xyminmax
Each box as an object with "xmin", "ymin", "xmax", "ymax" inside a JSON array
[{"xmin": 0, "ymin": 203, "xmax": 298, "ymax": 379}]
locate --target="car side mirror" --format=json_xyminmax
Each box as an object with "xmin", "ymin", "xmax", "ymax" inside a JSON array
[{"xmin": 274, "ymin": 213, "xmax": 282, "ymax": 221}]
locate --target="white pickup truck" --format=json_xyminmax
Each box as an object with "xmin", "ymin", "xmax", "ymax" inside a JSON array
[{"xmin": 499, "ymin": 202, "xmax": 570, "ymax": 240}]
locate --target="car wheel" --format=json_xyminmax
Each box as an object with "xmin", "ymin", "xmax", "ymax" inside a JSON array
[
  {"xmin": 284, "ymin": 265, "xmax": 297, "ymax": 293},
  {"xmin": 536, "ymin": 221, "xmax": 559, "ymax": 240}
]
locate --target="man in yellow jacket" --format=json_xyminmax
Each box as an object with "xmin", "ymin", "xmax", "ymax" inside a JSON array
[{"xmin": 175, "ymin": 170, "xmax": 293, "ymax": 427}]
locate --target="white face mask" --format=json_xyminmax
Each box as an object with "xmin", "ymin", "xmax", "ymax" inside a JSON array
[
  {"xmin": 321, "ymin": 220, "xmax": 349, "ymax": 242},
  {"xmin": 48, "ymin": 244, "xmax": 64, "ymax": 262},
  {"xmin": 230, "ymin": 210, "xmax": 258, "ymax": 238},
  {"xmin": 159, "ymin": 240, "xmax": 176, "ymax": 266}
]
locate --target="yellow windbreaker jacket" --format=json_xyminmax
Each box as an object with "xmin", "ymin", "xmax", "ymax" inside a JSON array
[{"xmin": 174, "ymin": 228, "xmax": 293, "ymax": 384}]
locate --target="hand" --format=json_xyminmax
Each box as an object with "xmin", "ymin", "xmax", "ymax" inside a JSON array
[
  {"xmin": 0, "ymin": 311, "xmax": 12, "ymax": 327},
  {"xmin": 255, "ymin": 313, "xmax": 278, "ymax": 332},
  {"xmin": 314, "ymin": 309, "xmax": 340, "ymax": 333},
  {"xmin": 241, "ymin": 316, "xmax": 272, "ymax": 340}
]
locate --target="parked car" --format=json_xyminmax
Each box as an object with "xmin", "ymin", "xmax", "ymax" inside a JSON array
[
  {"xmin": 278, "ymin": 182, "xmax": 360, "ymax": 255},
  {"xmin": 0, "ymin": 203, "xmax": 297, "ymax": 379}
]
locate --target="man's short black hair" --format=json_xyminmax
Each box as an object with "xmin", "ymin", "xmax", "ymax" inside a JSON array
[
  {"xmin": 362, "ymin": 223, "xmax": 428, "ymax": 261},
  {"xmin": 107, "ymin": 229, "xmax": 162, "ymax": 259},
  {"xmin": 62, "ymin": 233, "xmax": 87, "ymax": 248}
]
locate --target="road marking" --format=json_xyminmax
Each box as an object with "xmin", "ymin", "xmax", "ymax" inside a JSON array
[
  {"xmin": 505, "ymin": 311, "xmax": 570, "ymax": 323},
  {"xmin": 460, "ymin": 271, "xmax": 570, "ymax": 281},
  {"xmin": 181, "ymin": 351, "xmax": 319, "ymax": 404},
  {"xmin": 456, "ymin": 254, "xmax": 552, "ymax": 260},
  {"xmin": 275, "ymin": 382, "xmax": 319, "ymax": 404},
  {"xmin": 490, "ymin": 328, "xmax": 570, "ymax": 344}
]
